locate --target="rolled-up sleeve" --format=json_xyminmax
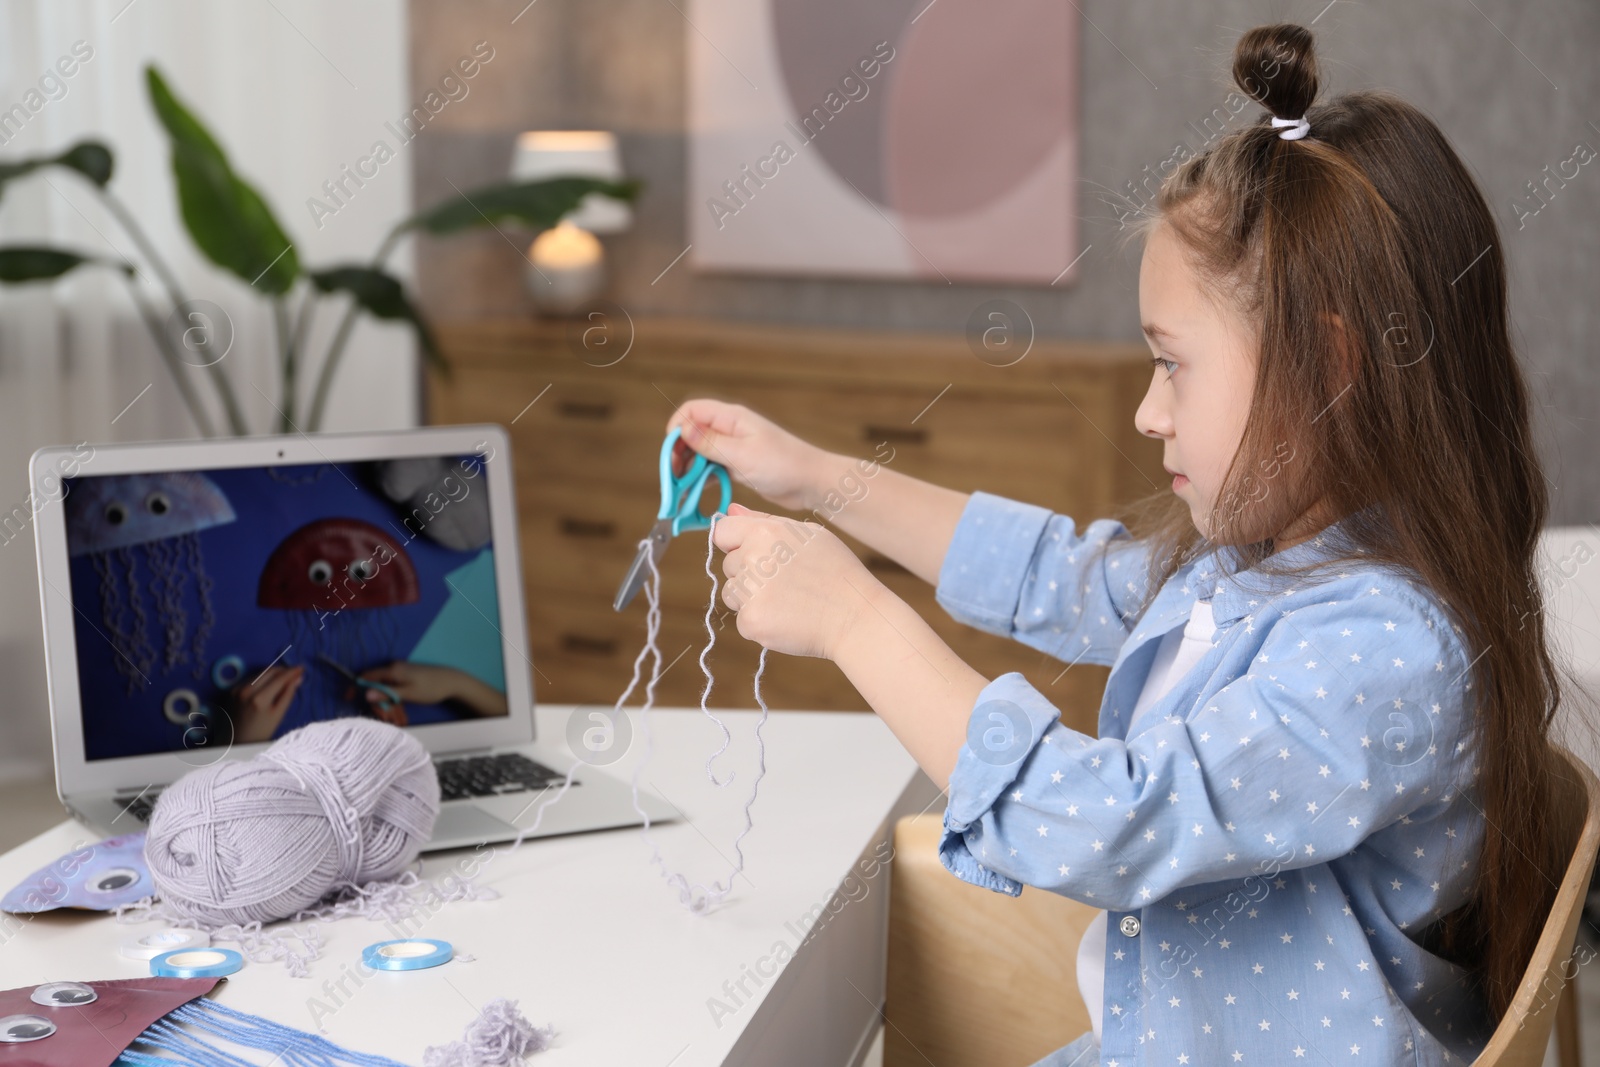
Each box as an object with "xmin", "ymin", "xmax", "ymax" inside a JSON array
[
  {"xmin": 935, "ymin": 491, "xmax": 1152, "ymax": 669},
  {"xmin": 938, "ymin": 586, "xmax": 1481, "ymax": 909}
]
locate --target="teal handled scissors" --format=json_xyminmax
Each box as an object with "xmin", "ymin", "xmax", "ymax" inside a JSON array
[
  {"xmin": 316, "ymin": 654, "xmax": 402, "ymax": 712},
  {"xmin": 613, "ymin": 427, "xmax": 733, "ymax": 611}
]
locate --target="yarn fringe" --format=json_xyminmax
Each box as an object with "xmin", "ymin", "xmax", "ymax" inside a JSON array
[
  {"xmin": 422, "ymin": 998, "xmax": 554, "ymax": 1066},
  {"xmin": 115, "ymin": 996, "xmax": 410, "ymax": 1066},
  {"xmin": 110, "ymin": 991, "xmax": 550, "ymax": 1065}
]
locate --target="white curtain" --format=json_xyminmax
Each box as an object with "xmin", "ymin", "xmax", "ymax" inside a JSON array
[{"xmin": 0, "ymin": 0, "xmax": 415, "ymax": 778}]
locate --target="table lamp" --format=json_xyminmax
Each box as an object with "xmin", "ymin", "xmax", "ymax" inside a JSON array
[{"xmin": 512, "ymin": 130, "xmax": 630, "ymax": 315}]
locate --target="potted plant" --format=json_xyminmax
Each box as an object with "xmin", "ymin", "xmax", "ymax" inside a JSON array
[{"xmin": 0, "ymin": 66, "xmax": 638, "ymax": 436}]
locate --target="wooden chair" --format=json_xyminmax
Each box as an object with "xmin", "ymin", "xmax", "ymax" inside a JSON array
[
  {"xmin": 1473, "ymin": 747, "xmax": 1598, "ymax": 1066},
  {"xmin": 884, "ymin": 745, "xmax": 1599, "ymax": 1067}
]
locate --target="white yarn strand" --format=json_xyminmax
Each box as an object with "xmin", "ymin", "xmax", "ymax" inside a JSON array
[
  {"xmin": 696, "ymin": 513, "xmax": 738, "ymax": 788},
  {"xmin": 628, "ymin": 513, "xmax": 771, "ymax": 913},
  {"xmin": 498, "ymin": 512, "xmax": 771, "ymax": 914},
  {"xmin": 1271, "ymin": 114, "xmax": 1311, "ymax": 140}
]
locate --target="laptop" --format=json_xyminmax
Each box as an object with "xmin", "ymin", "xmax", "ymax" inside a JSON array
[{"xmin": 29, "ymin": 424, "xmax": 675, "ymax": 851}]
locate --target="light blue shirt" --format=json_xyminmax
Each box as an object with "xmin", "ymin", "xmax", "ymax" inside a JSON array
[{"xmin": 935, "ymin": 492, "xmax": 1491, "ymax": 1066}]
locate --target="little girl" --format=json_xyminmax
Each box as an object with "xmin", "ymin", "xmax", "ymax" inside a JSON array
[{"xmin": 669, "ymin": 22, "xmax": 1574, "ymax": 1067}]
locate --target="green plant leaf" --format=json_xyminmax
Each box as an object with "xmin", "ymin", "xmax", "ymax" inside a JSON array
[
  {"xmin": 404, "ymin": 177, "xmax": 640, "ymax": 236},
  {"xmin": 56, "ymin": 141, "xmax": 114, "ymax": 187},
  {"xmin": 145, "ymin": 65, "xmax": 299, "ymax": 294},
  {"xmin": 310, "ymin": 266, "xmax": 446, "ymax": 376},
  {"xmin": 0, "ymin": 140, "xmax": 115, "ymax": 204},
  {"xmin": 0, "ymin": 246, "xmax": 130, "ymax": 283}
]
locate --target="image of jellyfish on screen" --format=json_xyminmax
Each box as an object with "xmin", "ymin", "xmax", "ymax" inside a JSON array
[
  {"xmin": 64, "ymin": 473, "xmax": 235, "ymax": 694},
  {"xmin": 256, "ymin": 517, "xmax": 417, "ymax": 724},
  {"xmin": 64, "ymin": 453, "xmax": 510, "ymax": 761}
]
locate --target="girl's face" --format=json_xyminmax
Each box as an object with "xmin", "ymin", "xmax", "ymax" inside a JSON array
[{"xmin": 1134, "ymin": 219, "xmax": 1259, "ymax": 542}]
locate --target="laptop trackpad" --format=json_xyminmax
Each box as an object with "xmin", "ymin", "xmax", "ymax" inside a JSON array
[{"xmin": 432, "ymin": 804, "xmax": 516, "ymax": 844}]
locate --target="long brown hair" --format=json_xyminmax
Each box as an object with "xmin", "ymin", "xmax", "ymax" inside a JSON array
[{"xmin": 1116, "ymin": 22, "xmax": 1582, "ymax": 1022}]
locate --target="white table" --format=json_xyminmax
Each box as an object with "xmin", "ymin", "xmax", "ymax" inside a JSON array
[{"xmin": 0, "ymin": 706, "xmax": 941, "ymax": 1066}]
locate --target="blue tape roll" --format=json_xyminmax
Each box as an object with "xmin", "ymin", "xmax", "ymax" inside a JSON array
[
  {"xmin": 151, "ymin": 947, "xmax": 243, "ymax": 978},
  {"xmin": 362, "ymin": 939, "xmax": 453, "ymax": 972},
  {"xmin": 212, "ymin": 654, "xmax": 246, "ymax": 690}
]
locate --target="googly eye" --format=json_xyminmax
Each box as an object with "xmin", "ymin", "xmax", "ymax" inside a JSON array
[
  {"xmin": 86, "ymin": 867, "xmax": 141, "ymax": 894},
  {"xmin": 0, "ymin": 1014, "xmax": 55, "ymax": 1042},
  {"xmin": 307, "ymin": 559, "xmax": 333, "ymax": 585},
  {"xmin": 347, "ymin": 558, "xmax": 376, "ymax": 582},
  {"xmin": 30, "ymin": 982, "xmax": 97, "ymax": 1007},
  {"xmin": 146, "ymin": 491, "xmax": 171, "ymax": 515},
  {"xmin": 104, "ymin": 502, "xmax": 127, "ymax": 526}
]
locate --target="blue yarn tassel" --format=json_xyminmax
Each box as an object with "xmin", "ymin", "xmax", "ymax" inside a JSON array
[{"xmin": 114, "ymin": 997, "xmax": 409, "ymax": 1067}]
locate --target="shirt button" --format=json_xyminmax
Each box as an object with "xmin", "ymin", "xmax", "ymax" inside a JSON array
[{"xmin": 1119, "ymin": 915, "xmax": 1141, "ymax": 937}]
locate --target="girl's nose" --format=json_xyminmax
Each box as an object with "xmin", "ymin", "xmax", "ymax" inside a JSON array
[{"xmin": 1134, "ymin": 373, "xmax": 1173, "ymax": 439}]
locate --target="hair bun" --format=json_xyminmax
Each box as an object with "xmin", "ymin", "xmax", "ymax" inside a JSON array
[{"xmin": 1232, "ymin": 23, "xmax": 1318, "ymax": 121}]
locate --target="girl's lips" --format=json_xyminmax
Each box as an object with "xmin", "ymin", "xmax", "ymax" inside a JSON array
[{"xmin": 1172, "ymin": 474, "xmax": 1188, "ymax": 490}]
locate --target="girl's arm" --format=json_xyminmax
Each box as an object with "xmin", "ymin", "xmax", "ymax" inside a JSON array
[
  {"xmin": 713, "ymin": 502, "xmax": 1480, "ymax": 911},
  {"xmin": 803, "ymin": 451, "xmax": 970, "ymax": 587},
  {"xmin": 829, "ymin": 572, "xmax": 988, "ymax": 791}
]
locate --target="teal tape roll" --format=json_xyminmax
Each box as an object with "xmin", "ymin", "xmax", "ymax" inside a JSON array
[
  {"xmin": 362, "ymin": 939, "xmax": 453, "ymax": 971},
  {"xmin": 151, "ymin": 947, "xmax": 243, "ymax": 978}
]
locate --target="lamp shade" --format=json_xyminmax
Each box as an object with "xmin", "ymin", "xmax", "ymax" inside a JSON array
[{"xmin": 511, "ymin": 130, "xmax": 632, "ymax": 233}]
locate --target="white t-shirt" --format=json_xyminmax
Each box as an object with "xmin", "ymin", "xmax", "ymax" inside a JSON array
[{"xmin": 1076, "ymin": 598, "xmax": 1217, "ymax": 1042}]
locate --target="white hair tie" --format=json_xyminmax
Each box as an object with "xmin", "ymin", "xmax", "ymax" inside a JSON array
[{"xmin": 1271, "ymin": 115, "xmax": 1311, "ymax": 141}]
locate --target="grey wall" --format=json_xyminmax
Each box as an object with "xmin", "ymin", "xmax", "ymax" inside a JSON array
[{"xmin": 409, "ymin": 0, "xmax": 1600, "ymax": 522}]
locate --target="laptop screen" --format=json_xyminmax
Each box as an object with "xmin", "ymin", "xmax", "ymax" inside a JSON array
[{"xmin": 61, "ymin": 452, "xmax": 509, "ymax": 761}]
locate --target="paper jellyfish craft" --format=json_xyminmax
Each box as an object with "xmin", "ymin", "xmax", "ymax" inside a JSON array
[
  {"xmin": 0, "ymin": 977, "xmax": 420, "ymax": 1067},
  {"xmin": 64, "ymin": 473, "xmax": 237, "ymax": 694},
  {"xmin": 258, "ymin": 518, "xmax": 419, "ymax": 722},
  {"xmin": 1, "ymin": 832, "xmax": 152, "ymax": 914}
]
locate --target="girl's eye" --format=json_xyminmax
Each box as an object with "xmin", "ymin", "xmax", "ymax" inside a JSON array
[{"xmin": 1151, "ymin": 355, "xmax": 1178, "ymax": 378}]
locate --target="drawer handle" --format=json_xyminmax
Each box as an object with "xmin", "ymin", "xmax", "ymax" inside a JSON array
[
  {"xmin": 557, "ymin": 400, "xmax": 614, "ymax": 420},
  {"xmin": 561, "ymin": 633, "xmax": 619, "ymax": 656},
  {"xmin": 864, "ymin": 553, "xmax": 910, "ymax": 576},
  {"xmin": 559, "ymin": 517, "xmax": 615, "ymax": 539},
  {"xmin": 863, "ymin": 424, "xmax": 926, "ymax": 445}
]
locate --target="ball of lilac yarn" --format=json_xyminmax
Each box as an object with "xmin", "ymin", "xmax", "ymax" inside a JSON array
[{"xmin": 144, "ymin": 717, "xmax": 440, "ymax": 926}]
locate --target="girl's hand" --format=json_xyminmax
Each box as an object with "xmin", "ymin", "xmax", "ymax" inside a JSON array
[
  {"xmin": 360, "ymin": 661, "xmax": 461, "ymax": 706},
  {"xmin": 358, "ymin": 662, "xmax": 509, "ymax": 720},
  {"xmin": 712, "ymin": 502, "xmax": 880, "ymax": 659},
  {"xmin": 667, "ymin": 399, "xmax": 830, "ymax": 512},
  {"xmin": 229, "ymin": 665, "xmax": 303, "ymax": 743}
]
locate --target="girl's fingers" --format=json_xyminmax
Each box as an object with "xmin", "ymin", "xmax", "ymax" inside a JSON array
[
  {"xmin": 361, "ymin": 662, "xmax": 405, "ymax": 685},
  {"xmin": 253, "ymin": 665, "xmax": 298, "ymax": 704},
  {"xmin": 711, "ymin": 514, "xmax": 751, "ymax": 551},
  {"xmin": 269, "ymin": 673, "xmax": 302, "ymax": 717},
  {"xmin": 667, "ymin": 400, "xmax": 741, "ymax": 446},
  {"xmin": 711, "ymin": 505, "xmax": 776, "ymax": 547},
  {"xmin": 671, "ymin": 437, "xmax": 697, "ymax": 476}
]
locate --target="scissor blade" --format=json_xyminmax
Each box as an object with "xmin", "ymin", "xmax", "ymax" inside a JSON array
[{"xmin": 613, "ymin": 522, "xmax": 672, "ymax": 611}]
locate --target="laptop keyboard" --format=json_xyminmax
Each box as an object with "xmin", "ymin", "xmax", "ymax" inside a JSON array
[
  {"xmin": 435, "ymin": 752, "xmax": 570, "ymax": 802},
  {"xmin": 115, "ymin": 792, "xmax": 160, "ymax": 824},
  {"xmin": 111, "ymin": 753, "xmax": 568, "ymax": 821}
]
